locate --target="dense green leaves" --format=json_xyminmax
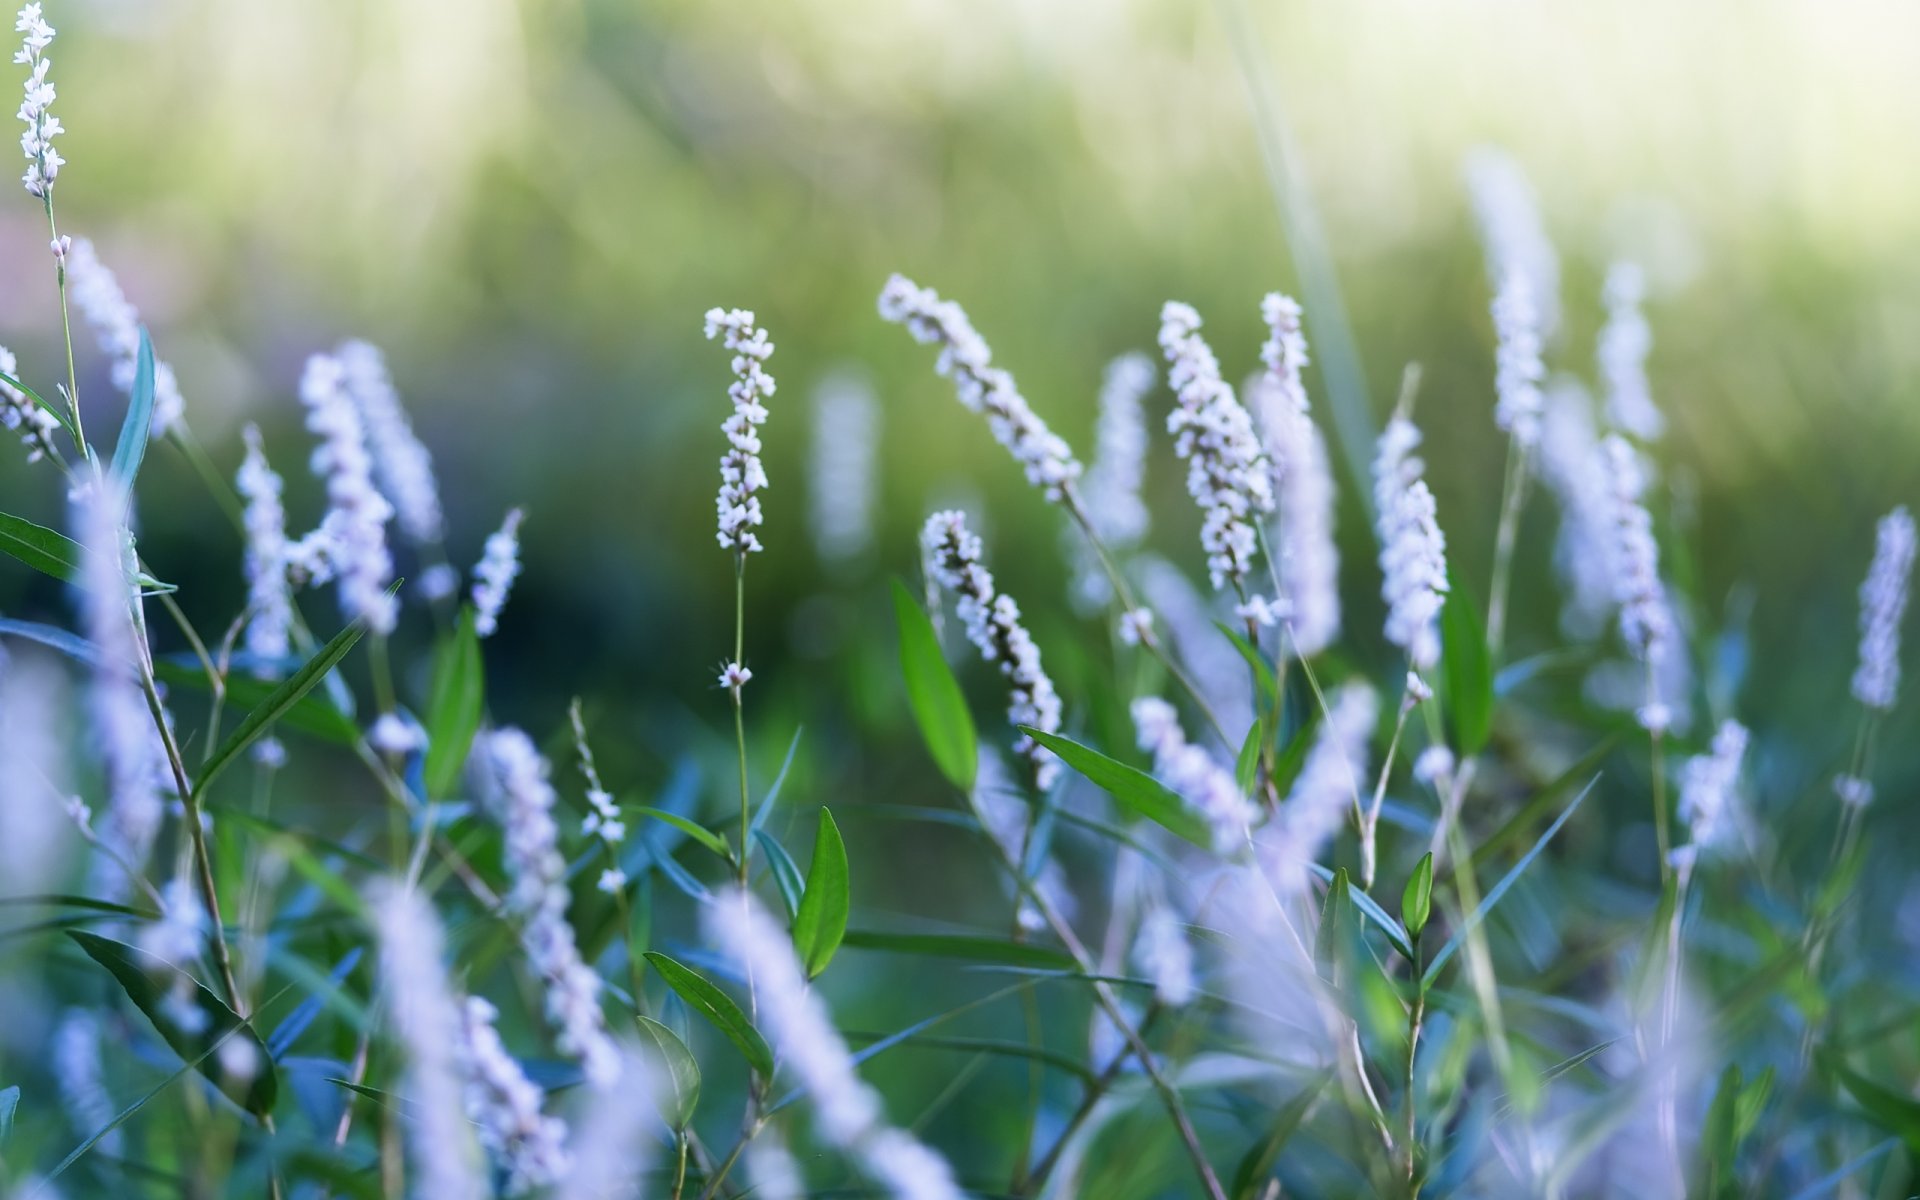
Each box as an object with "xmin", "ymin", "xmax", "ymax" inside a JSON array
[
  {"xmin": 636, "ymin": 1016, "xmax": 701, "ymax": 1129},
  {"xmin": 68, "ymin": 931, "xmax": 278, "ymax": 1116},
  {"xmin": 792, "ymin": 809, "xmax": 849, "ymax": 978},
  {"xmin": 1020, "ymin": 727, "xmax": 1211, "ymax": 849},
  {"xmin": 195, "ymin": 616, "xmax": 371, "ymax": 799},
  {"xmin": 892, "ymin": 579, "xmax": 977, "ymax": 792},
  {"xmin": 0, "ymin": 511, "xmax": 82, "ymax": 582},
  {"xmin": 643, "ymin": 952, "xmax": 774, "ymax": 1077},
  {"xmin": 422, "ymin": 607, "xmax": 485, "ymax": 800}
]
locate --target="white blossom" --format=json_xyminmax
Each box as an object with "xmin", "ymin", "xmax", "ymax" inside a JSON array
[
  {"xmin": 707, "ymin": 890, "xmax": 964, "ymax": 1200},
  {"xmin": 1249, "ymin": 303, "xmax": 1341, "ymax": 656},
  {"xmin": 1132, "ymin": 696, "xmax": 1256, "ymax": 853},
  {"xmin": 1067, "ymin": 352, "xmax": 1155, "ymax": 609},
  {"xmin": 1600, "ymin": 435, "xmax": 1669, "ymax": 664},
  {"xmin": 571, "ymin": 703, "xmax": 628, "ymax": 892},
  {"xmin": 373, "ymin": 882, "xmax": 487, "ymax": 1200},
  {"xmin": 922, "ymin": 510, "xmax": 1063, "ymax": 789},
  {"xmin": 719, "ymin": 661, "xmax": 752, "ymax": 694},
  {"xmin": 550, "ymin": 1046, "xmax": 656, "ymax": 1200},
  {"xmin": 471, "ymin": 507, "xmax": 524, "ymax": 638},
  {"xmin": 1464, "ymin": 146, "xmax": 1560, "ymax": 338},
  {"xmin": 1117, "ymin": 607, "xmax": 1154, "ymax": 647},
  {"xmin": 879, "ymin": 274, "xmax": 1081, "ymax": 499},
  {"xmin": 705, "ymin": 307, "xmax": 775, "ymax": 554},
  {"xmin": 1491, "ymin": 271, "xmax": 1545, "ymax": 448},
  {"xmin": 63, "ymin": 239, "xmax": 186, "ymax": 437},
  {"xmin": 1262, "ymin": 681, "xmax": 1377, "ymax": 895},
  {"xmin": 338, "ymin": 340, "xmax": 444, "ymax": 545},
  {"xmin": 746, "ymin": 1132, "xmax": 807, "ymax": 1200},
  {"xmin": 15, "ymin": 3, "xmax": 60, "ymax": 197},
  {"xmin": 1159, "ymin": 300, "xmax": 1274, "ymax": 593},
  {"xmin": 1373, "ymin": 418, "xmax": 1449, "ymax": 670},
  {"xmin": 482, "ymin": 728, "xmax": 619, "ymax": 1088},
  {"xmin": 295, "ymin": 351, "xmax": 398, "ymax": 635},
  {"xmin": 417, "ymin": 562, "xmax": 460, "ymax": 603},
  {"xmin": 0, "ymin": 344, "xmax": 58, "ymax": 461},
  {"xmin": 1537, "ymin": 380, "xmax": 1617, "ymax": 639},
  {"xmin": 1598, "ymin": 263, "xmax": 1663, "ymax": 441},
  {"xmin": 1852, "ymin": 506, "xmax": 1915, "ymax": 712},
  {"xmin": 461, "ymin": 996, "xmax": 570, "ymax": 1194},
  {"xmin": 1133, "ymin": 905, "xmax": 1196, "ymax": 1008},
  {"xmin": 809, "ymin": 371, "xmax": 880, "ymax": 565},
  {"xmin": 370, "ymin": 712, "xmax": 425, "ymax": 756},
  {"xmin": 236, "ymin": 425, "xmax": 293, "ymax": 676},
  {"xmin": 1834, "ymin": 774, "xmax": 1875, "ymax": 809},
  {"xmin": 1674, "ymin": 720, "xmax": 1748, "ymax": 863},
  {"xmin": 1412, "ymin": 745, "xmax": 1455, "ymax": 789}
]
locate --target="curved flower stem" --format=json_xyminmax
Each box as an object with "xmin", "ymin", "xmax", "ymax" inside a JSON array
[
  {"xmin": 733, "ymin": 556, "xmax": 751, "ymax": 888},
  {"xmin": 43, "ymin": 194, "xmax": 87, "ymax": 457}
]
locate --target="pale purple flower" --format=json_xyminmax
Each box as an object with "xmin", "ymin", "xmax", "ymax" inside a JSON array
[
  {"xmin": 482, "ymin": 728, "xmax": 619, "ymax": 1088},
  {"xmin": 922, "ymin": 510, "xmax": 1063, "ymax": 789},
  {"xmin": 746, "ymin": 1132, "xmax": 807, "ymax": 1200},
  {"xmin": 1852, "ymin": 506, "xmax": 1915, "ymax": 712},
  {"xmin": 1464, "ymin": 147, "xmax": 1560, "ymax": 338},
  {"xmin": 417, "ymin": 562, "xmax": 460, "ymax": 603},
  {"xmin": 706, "ymin": 890, "xmax": 964, "ymax": 1200},
  {"xmin": 339, "ymin": 340, "xmax": 444, "ymax": 544},
  {"xmin": 1598, "ymin": 263, "xmax": 1663, "ymax": 441},
  {"xmin": 705, "ymin": 307, "xmax": 775, "ymax": 554},
  {"xmin": 719, "ymin": 661, "xmax": 752, "ymax": 694},
  {"xmin": 550, "ymin": 1045, "xmax": 656, "ymax": 1199},
  {"xmin": 471, "ymin": 507, "xmax": 524, "ymax": 638},
  {"xmin": 15, "ymin": 3, "xmax": 60, "ymax": 197},
  {"xmin": 1067, "ymin": 352, "xmax": 1156, "ymax": 609},
  {"xmin": 370, "ymin": 712, "xmax": 424, "ymax": 756},
  {"xmin": 295, "ymin": 350, "xmax": 397, "ymax": 635},
  {"xmin": 1373, "ymin": 418, "xmax": 1449, "ymax": 670},
  {"xmin": 1117, "ymin": 607, "xmax": 1154, "ymax": 647},
  {"xmin": 1248, "ymin": 316, "xmax": 1341, "ymax": 657},
  {"xmin": 1600, "ymin": 434, "xmax": 1669, "ymax": 664},
  {"xmin": 1133, "ymin": 905, "xmax": 1196, "ymax": 1007},
  {"xmin": 1133, "ymin": 695, "xmax": 1256, "ymax": 853},
  {"xmin": 1491, "ymin": 271, "xmax": 1545, "ymax": 448},
  {"xmin": 810, "ymin": 371, "xmax": 880, "ymax": 565},
  {"xmin": 373, "ymin": 883, "xmax": 487, "ymax": 1200},
  {"xmin": 1159, "ymin": 300, "xmax": 1274, "ymax": 593},
  {"xmin": 63, "ymin": 239, "xmax": 186, "ymax": 437},
  {"xmin": 879, "ymin": 274, "xmax": 1081, "ymax": 500},
  {"xmin": 1674, "ymin": 719, "xmax": 1748, "ymax": 863},
  {"xmin": 1537, "ymin": 380, "xmax": 1616, "ymax": 639},
  {"xmin": 236, "ymin": 425, "xmax": 292, "ymax": 674},
  {"xmin": 0, "ymin": 344, "xmax": 58, "ymax": 462},
  {"xmin": 461, "ymin": 996, "xmax": 571, "ymax": 1194},
  {"xmin": 1834, "ymin": 774, "xmax": 1875, "ymax": 809},
  {"xmin": 1412, "ymin": 745, "xmax": 1455, "ymax": 789},
  {"xmin": 1262, "ymin": 681, "xmax": 1377, "ymax": 895},
  {"xmin": 1136, "ymin": 555, "xmax": 1254, "ymax": 733}
]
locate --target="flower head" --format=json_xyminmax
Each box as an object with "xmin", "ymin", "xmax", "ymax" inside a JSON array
[
  {"xmin": 236, "ymin": 425, "xmax": 292, "ymax": 676},
  {"xmin": 63, "ymin": 240, "xmax": 187, "ymax": 437},
  {"xmin": 1537, "ymin": 380, "xmax": 1617, "ymax": 638},
  {"xmin": 1464, "ymin": 146, "xmax": 1560, "ymax": 338},
  {"xmin": 1159, "ymin": 300, "xmax": 1274, "ymax": 593},
  {"xmin": 1252, "ymin": 299, "xmax": 1341, "ymax": 655},
  {"xmin": 705, "ymin": 308, "xmax": 775, "ymax": 554},
  {"xmin": 15, "ymin": 3, "xmax": 61, "ymax": 197},
  {"xmin": 1372, "ymin": 418, "xmax": 1449, "ymax": 670},
  {"xmin": 1491, "ymin": 271, "xmax": 1545, "ymax": 448},
  {"xmin": 1066, "ymin": 352, "xmax": 1155, "ymax": 610},
  {"xmin": 471, "ymin": 507, "xmax": 524, "ymax": 638},
  {"xmin": 1262, "ymin": 681, "xmax": 1377, "ymax": 895},
  {"xmin": 1852, "ymin": 505, "xmax": 1915, "ymax": 712},
  {"xmin": 339, "ymin": 340, "xmax": 444, "ymax": 544},
  {"xmin": 460, "ymin": 996, "xmax": 570, "ymax": 1194},
  {"xmin": 0, "ymin": 344, "xmax": 58, "ymax": 462},
  {"xmin": 1599, "ymin": 263, "xmax": 1663, "ymax": 441},
  {"xmin": 1133, "ymin": 905, "xmax": 1197, "ymax": 1008},
  {"xmin": 1133, "ymin": 696, "xmax": 1256, "ymax": 853},
  {"xmin": 879, "ymin": 274, "xmax": 1081, "ymax": 500},
  {"xmin": 1675, "ymin": 719, "xmax": 1748, "ymax": 864},
  {"xmin": 1600, "ymin": 434, "xmax": 1668, "ymax": 663},
  {"xmin": 295, "ymin": 350, "xmax": 398, "ymax": 635}
]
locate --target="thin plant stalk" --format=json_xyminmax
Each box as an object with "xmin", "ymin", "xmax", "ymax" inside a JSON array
[{"xmin": 1485, "ymin": 441, "xmax": 1531, "ymax": 664}]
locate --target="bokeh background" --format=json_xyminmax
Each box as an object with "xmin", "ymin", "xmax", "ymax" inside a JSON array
[{"xmin": 2, "ymin": 0, "xmax": 1918, "ymax": 1185}]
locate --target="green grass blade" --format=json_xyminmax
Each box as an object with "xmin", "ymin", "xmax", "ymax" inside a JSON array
[
  {"xmin": 643, "ymin": 952, "xmax": 774, "ymax": 1077},
  {"xmin": 892, "ymin": 578, "xmax": 977, "ymax": 792},
  {"xmin": 194, "ymin": 616, "xmax": 370, "ymax": 800},
  {"xmin": 422, "ymin": 607, "xmax": 484, "ymax": 799}
]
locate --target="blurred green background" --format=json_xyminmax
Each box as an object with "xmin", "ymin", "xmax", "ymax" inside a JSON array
[{"xmin": 3, "ymin": 0, "xmax": 1919, "ymax": 1177}]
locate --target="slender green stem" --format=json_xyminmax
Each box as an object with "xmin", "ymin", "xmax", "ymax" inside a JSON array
[
  {"xmin": 43, "ymin": 194, "xmax": 87, "ymax": 458},
  {"xmin": 1485, "ymin": 442, "xmax": 1530, "ymax": 664},
  {"xmin": 1402, "ymin": 930, "xmax": 1425, "ymax": 1187},
  {"xmin": 733, "ymin": 556, "xmax": 750, "ymax": 888},
  {"xmin": 1362, "ymin": 696, "xmax": 1415, "ymax": 891},
  {"xmin": 1023, "ymin": 1005, "xmax": 1165, "ymax": 1194}
]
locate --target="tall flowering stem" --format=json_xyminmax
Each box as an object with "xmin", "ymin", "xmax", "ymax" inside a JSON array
[
  {"xmin": 1601, "ymin": 433, "xmax": 1676, "ymax": 878},
  {"xmin": 16, "ymin": 4, "xmax": 84, "ymax": 452},
  {"xmin": 705, "ymin": 306, "xmax": 774, "ymax": 887},
  {"xmin": 1485, "ymin": 270, "xmax": 1546, "ymax": 661}
]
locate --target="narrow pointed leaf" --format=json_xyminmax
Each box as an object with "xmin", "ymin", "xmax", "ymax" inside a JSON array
[
  {"xmin": 792, "ymin": 809, "xmax": 849, "ymax": 978},
  {"xmin": 422, "ymin": 607, "xmax": 484, "ymax": 799},
  {"xmin": 643, "ymin": 952, "xmax": 773, "ymax": 1077},
  {"xmin": 636, "ymin": 1016, "xmax": 701, "ymax": 1129},
  {"xmin": 0, "ymin": 511, "xmax": 82, "ymax": 582},
  {"xmin": 108, "ymin": 327, "xmax": 156, "ymax": 487},
  {"xmin": 892, "ymin": 579, "xmax": 976, "ymax": 792},
  {"xmin": 1402, "ymin": 852, "xmax": 1434, "ymax": 940},
  {"xmin": 195, "ymin": 616, "xmax": 370, "ymax": 799},
  {"xmin": 753, "ymin": 830, "xmax": 806, "ymax": 919},
  {"xmin": 634, "ymin": 807, "xmax": 729, "ymax": 859},
  {"xmin": 153, "ymin": 659, "xmax": 359, "ymax": 745},
  {"xmin": 1440, "ymin": 569, "xmax": 1493, "ymax": 755},
  {"xmin": 1235, "ymin": 716, "xmax": 1264, "ymax": 795},
  {"xmin": 1019, "ymin": 727, "xmax": 1210, "ymax": 849}
]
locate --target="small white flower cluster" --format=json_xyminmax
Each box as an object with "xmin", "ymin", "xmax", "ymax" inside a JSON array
[
  {"xmin": 1132, "ymin": 696, "xmax": 1256, "ymax": 853},
  {"xmin": 1536, "ymin": 381, "xmax": 1617, "ymax": 639},
  {"xmin": 483, "ymin": 728, "xmax": 620, "ymax": 1088},
  {"xmin": 921, "ymin": 510, "xmax": 1063, "ymax": 790},
  {"xmin": 570, "ymin": 703, "xmax": 628, "ymax": 894},
  {"xmin": 15, "ymin": 3, "xmax": 59, "ymax": 197},
  {"xmin": 0, "ymin": 344, "xmax": 57, "ymax": 461},
  {"xmin": 1491, "ymin": 271, "xmax": 1546, "ymax": 449},
  {"xmin": 1672, "ymin": 719, "xmax": 1749, "ymax": 869},
  {"xmin": 1599, "ymin": 435, "xmax": 1669, "ymax": 667},
  {"xmin": 471, "ymin": 507, "xmax": 524, "ymax": 638},
  {"xmin": 460, "ymin": 996, "xmax": 570, "ymax": 1195},
  {"xmin": 296, "ymin": 351, "xmax": 398, "ymax": 636},
  {"xmin": 705, "ymin": 307, "xmax": 775, "ymax": 554},
  {"xmin": 1132, "ymin": 905, "xmax": 1196, "ymax": 1008},
  {"xmin": 1137, "ymin": 555, "xmax": 1255, "ymax": 734},
  {"xmin": 1262, "ymin": 681, "xmax": 1378, "ymax": 896},
  {"xmin": 1372, "ymin": 418, "xmax": 1449, "ymax": 670},
  {"xmin": 1412, "ymin": 745, "xmax": 1455, "ymax": 790},
  {"xmin": 706, "ymin": 890, "xmax": 965, "ymax": 1200},
  {"xmin": 719, "ymin": 660, "xmax": 752, "ymax": 695},
  {"xmin": 1833, "ymin": 774, "xmax": 1875, "ymax": 809},
  {"xmin": 236, "ymin": 425, "xmax": 292, "ymax": 681},
  {"xmin": 1067, "ymin": 352, "xmax": 1155, "ymax": 611},
  {"xmin": 64, "ymin": 239, "xmax": 187, "ymax": 438},
  {"xmin": 1464, "ymin": 146, "xmax": 1560, "ymax": 338},
  {"xmin": 368, "ymin": 711, "xmax": 424, "ymax": 757},
  {"xmin": 548, "ymin": 1045, "xmax": 658, "ymax": 1200},
  {"xmin": 746, "ymin": 1133, "xmax": 808, "ymax": 1200},
  {"xmin": 339, "ymin": 340, "xmax": 444, "ymax": 545},
  {"xmin": 878, "ymin": 274, "xmax": 1081, "ymax": 500},
  {"xmin": 1852, "ymin": 505, "xmax": 1915, "ymax": 712},
  {"xmin": 1159, "ymin": 301, "xmax": 1274, "ymax": 594},
  {"xmin": 809, "ymin": 372, "xmax": 880, "ymax": 565},
  {"xmin": 1253, "ymin": 296, "xmax": 1341, "ymax": 656},
  {"xmin": 373, "ymin": 883, "xmax": 488, "ymax": 1200},
  {"xmin": 1598, "ymin": 263, "xmax": 1664, "ymax": 441}
]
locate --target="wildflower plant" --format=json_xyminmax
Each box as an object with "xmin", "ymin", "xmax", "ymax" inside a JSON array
[{"xmin": 0, "ymin": 17, "xmax": 1916, "ymax": 1200}]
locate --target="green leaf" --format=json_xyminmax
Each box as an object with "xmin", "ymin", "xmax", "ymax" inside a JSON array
[
  {"xmin": 195, "ymin": 616, "xmax": 371, "ymax": 799},
  {"xmin": 840, "ymin": 929, "xmax": 1076, "ymax": 971},
  {"xmin": 1019, "ymin": 727, "xmax": 1211, "ymax": 850},
  {"xmin": 0, "ymin": 511, "xmax": 82, "ymax": 582},
  {"xmin": 108, "ymin": 327, "xmax": 156, "ymax": 488},
  {"xmin": 1229, "ymin": 1071, "xmax": 1332, "ymax": 1199},
  {"xmin": 753, "ymin": 830, "xmax": 806, "ymax": 919},
  {"xmin": 635, "ymin": 807, "xmax": 729, "ymax": 859},
  {"xmin": 635, "ymin": 1016, "xmax": 701, "ymax": 1129},
  {"xmin": 643, "ymin": 952, "xmax": 773, "ymax": 1078},
  {"xmin": 1315, "ymin": 867, "xmax": 1352, "ymax": 978},
  {"xmin": 1215, "ymin": 622, "xmax": 1279, "ymax": 709},
  {"xmin": 422, "ymin": 608, "xmax": 484, "ymax": 800},
  {"xmin": 153, "ymin": 660, "xmax": 360, "ymax": 745},
  {"xmin": 891, "ymin": 579, "xmax": 977, "ymax": 792},
  {"xmin": 1234, "ymin": 716, "xmax": 1264, "ymax": 795},
  {"xmin": 1440, "ymin": 569, "xmax": 1493, "ymax": 755},
  {"xmin": 1306, "ymin": 863, "xmax": 1415, "ymax": 961},
  {"xmin": 1820, "ymin": 1048, "xmax": 1920, "ymax": 1150},
  {"xmin": 1424, "ymin": 774, "xmax": 1598, "ymax": 989},
  {"xmin": 67, "ymin": 931, "xmax": 277, "ymax": 1115},
  {"xmin": 1402, "ymin": 852, "xmax": 1434, "ymax": 941},
  {"xmin": 0, "ymin": 1084, "xmax": 18, "ymax": 1143},
  {"xmin": 792, "ymin": 809, "xmax": 850, "ymax": 978}
]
